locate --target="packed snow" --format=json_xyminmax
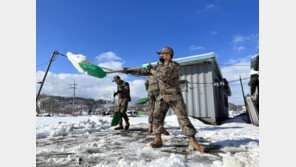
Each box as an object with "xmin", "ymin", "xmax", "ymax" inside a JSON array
[
  {"xmin": 36, "ymin": 114, "xmax": 259, "ymax": 167},
  {"xmin": 66, "ymin": 52, "xmax": 91, "ymax": 74}
]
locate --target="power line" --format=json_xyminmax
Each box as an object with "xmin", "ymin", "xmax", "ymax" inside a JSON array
[
  {"xmin": 228, "ymin": 78, "xmax": 249, "ymax": 83},
  {"xmin": 36, "ymin": 61, "xmax": 50, "ymax": 67},
  {"xmin": 36, "ymin": 54, "xmax": 58, "ymax": 67}
]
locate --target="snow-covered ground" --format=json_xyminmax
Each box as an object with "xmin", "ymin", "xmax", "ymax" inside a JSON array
[{"xmin": 36, "ymin": 114, "xmax": 259, "ymax": 167}]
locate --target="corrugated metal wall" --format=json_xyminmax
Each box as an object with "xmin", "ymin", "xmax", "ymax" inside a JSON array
[{"xmin": 168, "ymin": 63, "xmax": 219, "ymax": 123}]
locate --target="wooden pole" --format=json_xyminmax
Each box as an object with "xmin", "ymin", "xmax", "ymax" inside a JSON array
[
  {"xmin": 105, "ymin": 67, "xmax": 140, "ymax": 74},
  {"xmin": 36, "ymin": 51, "xmax": 57, "ymax": 100}
]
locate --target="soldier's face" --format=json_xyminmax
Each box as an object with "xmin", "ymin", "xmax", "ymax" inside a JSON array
[
  {"xmin": 115, "ymin": 79, "xmax": 121, "ymax": 84},
  {"xmin": 162, "ymin": 53, "xmax": 172, "ymax": 61}
]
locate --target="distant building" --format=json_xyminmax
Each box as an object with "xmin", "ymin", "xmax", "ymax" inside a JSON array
[{"xmin": 150, "ymin": 52, "xmax": 231, "ymax": 124}]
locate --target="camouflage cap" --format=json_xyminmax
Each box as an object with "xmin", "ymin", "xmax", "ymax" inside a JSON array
[
  {"xmin": 156, "ymin": 47, "xmax": 174, "ymax": 57},
  {"xmin": 112, "ymin": 75, "xmax": 121, "ymax": 82}
]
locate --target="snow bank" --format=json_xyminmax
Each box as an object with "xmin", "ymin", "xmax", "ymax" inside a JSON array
[
  {"xmin": 221, "ymin": 151, "xmax": 259, "ymax": 167},
  {"xmin": 36, "ymin": 116, "xmax": 110, "ymax": 139},
  {"xmin": 36, "ymin": 116, "xmax": 91, "ymax": 126},
  {"xmin": 66, "ymin": 52, "xmax": 91, "ymax": 73}
]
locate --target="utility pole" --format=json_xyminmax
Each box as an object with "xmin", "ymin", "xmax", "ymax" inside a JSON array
[
  {"xmin": 69, "ymin": 80, "xmax": 77, "ymax": 108},
  {"xmin": 36, "ymin": 51, "xmax": 58, "ymax": 101}
]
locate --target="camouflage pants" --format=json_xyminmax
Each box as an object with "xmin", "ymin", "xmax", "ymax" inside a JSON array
[
  {"xmin": 117, "ymin": 98, "xmax": 129, "ymax": 124},
  {"xmin": 148, "ymin": 90, "xmax": 159, "ymax": 124},
  {"xmin": 153, "ymin": 96, "xmax": 196, "ymax": 136}
]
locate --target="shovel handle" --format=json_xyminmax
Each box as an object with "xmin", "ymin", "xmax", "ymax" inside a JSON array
[{"xmin": 105, "ymin": 67, "xmax": 140, "ymax": 74}]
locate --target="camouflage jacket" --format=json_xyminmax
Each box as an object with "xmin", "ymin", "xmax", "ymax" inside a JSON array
[
  {"xmin": 116, "ymin": 80, "xmax": 131, "ymax": 102},
  {"xmin": 145, "ymin": 75, "xmax": 159, "ymax": 93},
  {"xmin": 136, "ymin": 61, "xmax": 182, "ymax": 101}
]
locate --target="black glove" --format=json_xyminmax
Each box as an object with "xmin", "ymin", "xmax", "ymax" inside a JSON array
[{"xmin": 113, "ymin": 92, "xmax": 118, "ymax": 97}]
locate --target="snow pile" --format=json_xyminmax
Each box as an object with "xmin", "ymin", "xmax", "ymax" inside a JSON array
[
  {"xmin": 221, "ymin": 151, "xmax": 259, "ymax": 167},
  {"xmin": 145, "ymin": 154, "xmax": 186, "ymax": 167},
  {"xmin": 66, "ymin": 52, "xmax": 91, "ymax": 73},
  {"xmin": 36, "ymin": 116, "xmax": 110, "ymax": 139}
]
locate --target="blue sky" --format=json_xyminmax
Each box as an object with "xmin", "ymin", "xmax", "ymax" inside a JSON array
[{"xmin": 37, "ymin": 0, "xmax": 259, "ymax": 105}]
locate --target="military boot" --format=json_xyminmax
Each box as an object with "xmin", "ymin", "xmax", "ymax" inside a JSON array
[
  {"xmin": 125, "ymin": 121, "xmax": 130, "ymax": 130},
  {"xmin": 162, "ymin": 129, "xmax": 170, "ymax": 136},
  {"xmin": 148, "ymin": 123, "xmax": 153, "ymax": 133},
  {"xmin": 114, "ymin": 123, "xmax": 123, "ymax": 130},
  {"xmin": 189, "ymin": 136, "xmax": 205, "ymax": 152},
  {"xmin": 150, "ymin": 133, "xmax": 163, "ymax": 148}
]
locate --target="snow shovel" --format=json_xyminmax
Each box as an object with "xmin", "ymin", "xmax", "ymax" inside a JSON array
[
  {"xmin": 78, "ymin": 62, "xmax": 152, "ymax": 79},
  {"xmin": 137, "ymin": 97, "xmax": 149, "ymax": 104},
  {"xmin": 111, "ymin": 111, "xmax": 122, "ymax": 126},
  {"xmin": 79, "ymin": 63, "xmax": 107, "ymax": 78},
  {"xmin": 105, "ymin": 63, "xmax": 152, "ymax": 75},
  {"xmin": 105, "ymin": 67, "xmax": 141, "ymax": 74}
]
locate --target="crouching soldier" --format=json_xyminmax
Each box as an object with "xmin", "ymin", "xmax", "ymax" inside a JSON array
[{"xmin": 113, "ymin": 75, "xmax": 131, "ymax": 130}]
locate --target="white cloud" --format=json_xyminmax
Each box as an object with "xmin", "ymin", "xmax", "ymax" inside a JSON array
[
  {"xmin": 210, "ymin": 31, "xmax": 218, "ymax": 35},
  {"xmin": 95, "ymin": 51, "xmax": 121, "ymax": 62},
  {"xmin": 189, "ymin": 45, "xmax": 204, "ymax": 51},
  {"xmin": 195, "ymin": 4, "xmax": 219, "ymax": 14},
  {"xmin": 232, "ymin": 34, "xmax": 259, "ymax": 52},
  {"xmin": 98, "ymin": 61, "xmax": 123, "ymax": 70},
  {"xmin": 233, "ymin": 36, "xmax": 246, "ymax": 44},
  {"xmin": 129, "ymin": 80, "xmax": 147, "ymax": 98},
  {"xmin": 205, "ymin": 4, "xmax": 215, "ymax": 10},
  {"xmin": 221, "ymin": 55, "xmax": 254, "ymax": 105},
  {"xmin": 234, "ymin": 46, "xmax": 246, "ymax": 52},
  {"xmin": 94, "ymin": 51, "xmax": 125, "ymax": 70}
]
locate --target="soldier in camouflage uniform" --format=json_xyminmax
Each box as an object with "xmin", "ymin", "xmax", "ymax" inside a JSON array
[
  {"xmin": 113, "ymin": 75, "xmax": 131, "ymax": 130},
  {"xmin": 132, "ymin": 47, "xmax": 205, "ymax": 152},
  {"xmin": 145, "ymin": 75, "xmax": 169, "ymax": 135}
]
